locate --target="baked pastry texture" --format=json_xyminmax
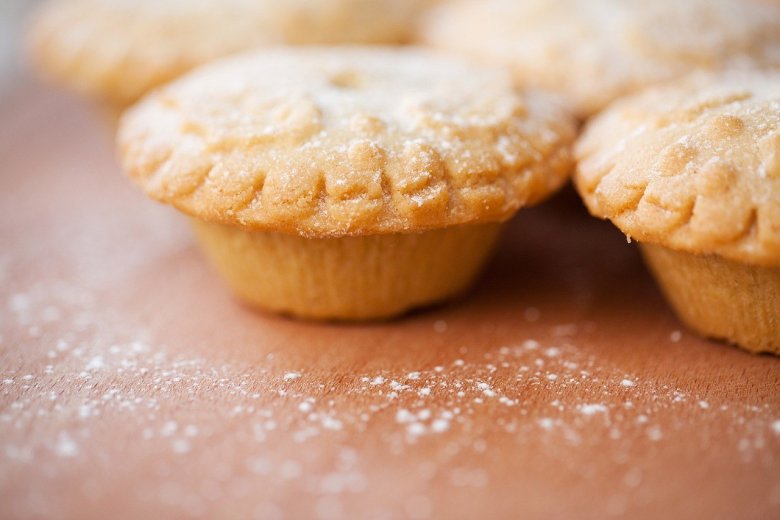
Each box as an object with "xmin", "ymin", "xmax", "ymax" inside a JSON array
[
  {"xmin": 119, "ymin": 47, "xmax": 575, "ymax": 320},
  {"xmin": 420, "ymin": 0, "xmax": 780, "ymax": 118},
  {"xmin": 575, "ymin": 72, "xmax": 780, "ymax": 354},
  {"xmin": 28, "ymin": 0, "xmax": 430, "ymax": 108}
]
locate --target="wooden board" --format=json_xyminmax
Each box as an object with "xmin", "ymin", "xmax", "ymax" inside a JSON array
[{"xmin": 1, "ymin": 83, "xmax": 779, "ymax": 520}]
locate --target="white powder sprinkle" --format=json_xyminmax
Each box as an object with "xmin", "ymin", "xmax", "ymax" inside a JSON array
[
  {"xmin": 406, "ymin": 423, "xmax": 426, "ymax": 436},
  {"xmin": 623, "ymin": 468, "xmax": 643, "ymax": 488},
  {"xmin": 5, "ymin": 275, "xmax": 779, "ymax": 516},
  {"xmin": 433, "ymin": 320, "xmax": 447, "ymax": 333},
  {"xmin": 395, "ymin": 409, "xmax": 415, "ymax": 424},
  {"xmin": 247, "ymin": 457, "xmax": 272, "ymax": 476},
  {"xmin": 579, "ymin": 404, "xmax": 608, "ymax": 415},
  {"xmin": 670, "ymin": 330, "xmax": 682, "ymax": 342},
  {"xmin": 538, "ymin": 418, "xmax": 554, "ymax": 430},
  {"xmin": 9, "ymin": 293, "xmax": 30, "ymax": 312},
  {"xmin": 552, "ymin": 324, "xmax": 578, "ymax": 337},
  {"xmin": 321, "ymin": 416, "xmax": 343, "ymax": 431},
  {"xmin": 172, "ymin": 439, "xmax": 190, "ymax": 454},
  {"xmin": 476, "ymin": 382, "xmax": 496, "ymax": 397},
  {"xmin": 522, "ymin": 339, "xmax": 540, "ymax": 351},
  {"xmin": 85, "ymin": 356, "xmax": 104, "ymax": 371},
  {"xmin": 55, "ymin": 432, "xmax": 78, "ymax": 458},
  {"xmin": 431, "ymin": 419, "xmax": 450, "ymax": 433},
  {"xmin": 524, "ymin": 307, "xmax": 540, "ymax": 322},
  {"xmin": 280, "ymin": 460, "xmax": 302, "ymax": 480},
  {"xmin": 160, "ymin": 421, "xmax": 178, "ymax": 437}
]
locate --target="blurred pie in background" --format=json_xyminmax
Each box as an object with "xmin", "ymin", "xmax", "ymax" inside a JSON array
[
  {"xmin": 27, "ymin": 0, "xmax": 432, "ymax": 109},
  {"xmin": 420, "ymin": 0, "xmax": 780, "ymax": 118},
  {"xmin": 574, "ymin": 71, "xmax": 780, "ymax": 353}
]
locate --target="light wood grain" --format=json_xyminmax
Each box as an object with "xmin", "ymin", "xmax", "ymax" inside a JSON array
[{"xmin": 0, "ymin": 84, "xmax": 779, "ymax": 520}]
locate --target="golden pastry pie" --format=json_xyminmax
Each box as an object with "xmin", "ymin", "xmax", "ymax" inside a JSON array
[
  {"xmin": 575, "ymin": 72, "xmax": 780, "ymax": 354},
  {"xmin": 119, "ymin": 47, "xmax": 575, "ymax": 320},
  {"xmin": 27, "ymin": 0, "xmax": 431, "ymax": 109},
  {"xmin": 420, "ymin": 0, "xmax": 780, "ymax": 118}
]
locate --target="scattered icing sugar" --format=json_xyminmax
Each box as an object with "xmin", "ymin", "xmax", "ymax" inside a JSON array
[
  {"xmin": 406, "ymin": 423, "xmax": 426, "ymax": 437},
  {"xmin": 85, "ymin": 355, "xmax": 105, "ymax": 371},
  {"xmin": 647, "ymin": 426, "xmax": 664, "ymax": 442},
  {"xmin": 433, "ymin": 320, "xmax": 447, "ymax": 333},
  {"xmin": 171, "ymin": 439, "xmax": 191, "ymax": 455},
  {"xmin": 321, "ymin": 416, "xmax": 343, "ymax": 431},
  {"xmin": 579, "ymin": 404, "xmax": 608, "ymax": 415},
  {"xmin": 395, "ymin": 409, "xmax": 416, "ymax": 424},
  {"xmin": 523, "ymin": 307, "xmax": 541, "ymax": 322},
  {"xmin": 2, "ymin": 282, "xmax": 779, "ymax": 517},
  {"xmin": 430, "ymin": 418, "xmax": 450, "ymax": 433},
  {"xmin": 54, "ymin": 432, "xmax": 78, "ymax": 458},
  {"xmin": 476, "ymin": 382, "xmax": 496, "ymax": 397},
  {"xmin": 538, "ymin": 418, "xmax": 554, "ymax": 430}
]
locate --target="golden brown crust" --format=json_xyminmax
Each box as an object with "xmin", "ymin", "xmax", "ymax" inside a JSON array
[
  {"xmin": 27, "ymin": 0, "xmax": 430, "ymax": 106},
  {"xmin": 119, "ymin": 47, "xmax": 575, "ymax": 237},
  {"xmin": 192, "ymin": 220, "xmax": 502, "ymax": 320},
  {"xmin": 420, "ymin": 0, "xmax": 780, "ymax": 117},
  {"xmin": 575, "ymin": 72, "xmax": 780, "ymax": 267},
  {"xmin": 641, "ymin": 244, "xmax": 780, "ymax": 354}
]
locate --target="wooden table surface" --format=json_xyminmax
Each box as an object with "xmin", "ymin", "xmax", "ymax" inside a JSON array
[{"xmin": 1, "ymin": 83, "xmax": 779, "ymax": 520}]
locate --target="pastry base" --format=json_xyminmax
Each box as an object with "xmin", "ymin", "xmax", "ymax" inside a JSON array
[
  {"xmin": 191, "ymin": 220, "xmax": 502, "ymax": 321},
  {"xmin": 641, "ymin": 244, "xmax": 780, "ymax": 355}
]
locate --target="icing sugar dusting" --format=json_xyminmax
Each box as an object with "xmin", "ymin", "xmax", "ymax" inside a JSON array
[{"xmin": 2, "ymin": 281, "xmax": 778, "ymax": 518}]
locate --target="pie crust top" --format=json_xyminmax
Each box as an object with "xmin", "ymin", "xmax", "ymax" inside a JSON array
[
  {"xmin": 576, "ymin": 72, "xmax": 780, "ymax": 266},
  {"xmin": 421, "ymin": 0, "xmax": 780, "ymax": 117},
  {"xmin": 29, "ymin": 0, "xmax": 430, "ymax": 105},
  {"xmin": 119, "ymin": 47, "xmax": 576, "ymax": 237}
]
